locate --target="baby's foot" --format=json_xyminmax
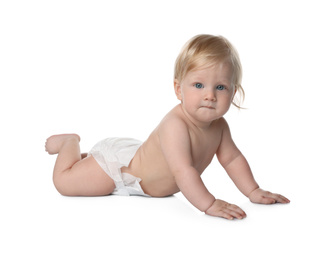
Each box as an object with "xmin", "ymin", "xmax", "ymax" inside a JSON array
[{"xmin": 45, "ymin": 134, "xmax": 80, "ymax": 155}]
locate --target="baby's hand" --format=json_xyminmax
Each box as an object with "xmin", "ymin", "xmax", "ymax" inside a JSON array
[
  {"xmin": 248, "ymin": 188, "xmax": 290, "ymax": 204},
  {"xmin": 205, "ymin": 199, "xmax": 246, "ymax": 220}
]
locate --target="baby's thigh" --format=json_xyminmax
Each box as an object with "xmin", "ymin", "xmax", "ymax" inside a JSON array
[{"xmin": 54, "ymin": 156, "xmax": 115, "ymax": 196}]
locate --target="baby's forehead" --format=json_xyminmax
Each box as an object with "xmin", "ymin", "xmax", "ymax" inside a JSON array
[
  {"xmin": 189, "ymin": 62, "xmax": 234, "ymax": 78},
  {"xmin": 193, "ymin": 58, "xmax": 233, "ymax": 70}
]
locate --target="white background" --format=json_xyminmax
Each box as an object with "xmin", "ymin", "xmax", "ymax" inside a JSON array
[{"xmin": 1, "ymin": 0, "xmax": 330, "ymax": 259}]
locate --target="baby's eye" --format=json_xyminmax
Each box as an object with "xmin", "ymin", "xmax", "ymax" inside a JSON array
[
  {"xmin": 195, "ymin": 83, "xmax": 203, "ymax": 89},
  {"xmin": 216, "ymin": 85, "xmax": 225, "ymax": 90}
]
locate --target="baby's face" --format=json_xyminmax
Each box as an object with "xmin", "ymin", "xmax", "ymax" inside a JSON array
[{"xmin": 175, "ymin": 62, "xmax": 235, "ymax": 126}]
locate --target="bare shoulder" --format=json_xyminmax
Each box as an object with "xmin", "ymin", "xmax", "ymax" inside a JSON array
[
  {"xmin": 157, "ymin": 105, "xmax": 189, "ymax": 136},
  {"xmin": 219, "ymin": 117, "xmax": 233, "ymax": 139},
  {"xmin": 213, "ymin": 117, "xmax": 229, "ymax": 130},
  {"xmin": 208, "ymin": 117, "xmax": 230, "ymax": 141},
  {"xmin": 216, "ymin": 117, "xmax": 241, "ymax": 165},
  {"xmin": 154, "ymin": 105, "xmax": 194, "ymax": 171}
]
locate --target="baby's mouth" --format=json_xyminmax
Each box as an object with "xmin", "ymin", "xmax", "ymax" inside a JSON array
[{"xmin": 201, "ymin": 106, "xmax": 215, "ymax": 109}]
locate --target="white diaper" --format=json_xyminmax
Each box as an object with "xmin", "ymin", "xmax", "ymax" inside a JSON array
[{"xmin": 88, "ymin": 137, "xmax": 150, "ymax": 197}]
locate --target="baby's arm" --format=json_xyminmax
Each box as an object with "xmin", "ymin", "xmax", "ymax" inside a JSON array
[
  {"xmin": 159, "ymin": 117, "xmax": 215, "ymax": 212},
  {"xmin": 159, "ymin": 117, "xmax": 246, "ymax": 219},
  {"xmin": 217, "ymin": 119, "xmax": 290, "ymax": 204}
]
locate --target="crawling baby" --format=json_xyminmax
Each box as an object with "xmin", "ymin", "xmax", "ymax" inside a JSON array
[{"xmin": 45, "ymin": 34, "xmax": 290, "ymax": 220}]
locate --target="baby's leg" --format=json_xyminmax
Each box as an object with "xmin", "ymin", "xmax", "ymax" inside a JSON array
[{"xmin": 45, "ymin": 134, "xmax": 115, "ymax": 196}]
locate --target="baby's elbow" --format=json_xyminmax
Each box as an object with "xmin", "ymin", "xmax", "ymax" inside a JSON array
[{"xmin": 219, "ymin": 151, "xmax": 243, "ymax": 169}]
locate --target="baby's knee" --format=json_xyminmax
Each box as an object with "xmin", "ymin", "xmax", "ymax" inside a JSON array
[{"xmin": 53, "ymin": 175, "xmax": 74, "ymax": 196}]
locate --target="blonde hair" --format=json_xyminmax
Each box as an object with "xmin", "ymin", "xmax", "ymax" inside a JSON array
[{"xmin": 174, "ymin": 34, "xmax": 245, "ymax": 108}]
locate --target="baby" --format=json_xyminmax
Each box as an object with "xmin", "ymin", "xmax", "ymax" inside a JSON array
[{"xmin": 45, "ymin": 34, "xmax": 290, "ymax": 220}]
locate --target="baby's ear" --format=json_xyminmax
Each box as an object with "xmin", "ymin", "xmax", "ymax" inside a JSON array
[{"xmin": 174, "ymin": 79, "xmax": 182, "ymax": 101}]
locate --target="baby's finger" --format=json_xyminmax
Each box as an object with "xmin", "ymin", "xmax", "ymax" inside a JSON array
[
  {"xmin": 227, "ymin": 210, "xmax": 246, "ymax": 219},
  {"xmin": 216, "ymin": 208, "xmax": 244, "ymax": 220},
  {"xmin": 274, "ymin": 194, "xmax": 290, "ymax": 203},
  {"xmin": 228, "ymin": 204, "xmax": 246, "ymax": 219},
  {"xmin": 267, "ymin": 193, "xmax": 290, "ymax": 204},
  {"xmin": 217, "ymin": 210, "xmax": 236, "ymax": 220},
  {"xmin": 259, "ymin": 197, "xmax": 276, "ymax": 204}
]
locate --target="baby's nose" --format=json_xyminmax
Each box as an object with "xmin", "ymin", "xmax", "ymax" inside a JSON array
[{"xmin": 204, "ymin": 89, "xmax": 216, "ymax": 101}]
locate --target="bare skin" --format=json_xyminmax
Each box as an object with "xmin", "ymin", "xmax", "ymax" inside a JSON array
[
  {"xmin": 46, "ymin": 62, "xmax": 290, "ymax": 220},
  {"xmin": 45, "ymin": 134, "xmax": 115, "ymax": 196}
]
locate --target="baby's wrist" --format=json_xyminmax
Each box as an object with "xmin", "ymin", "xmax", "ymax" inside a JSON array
[
  {"xmin": 247, "ymin": 186, "xmax": 260, "ymax": 198},
  {"xmin": 203, "ymin": 197, "xmax": 216, "ymax": 213}
]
